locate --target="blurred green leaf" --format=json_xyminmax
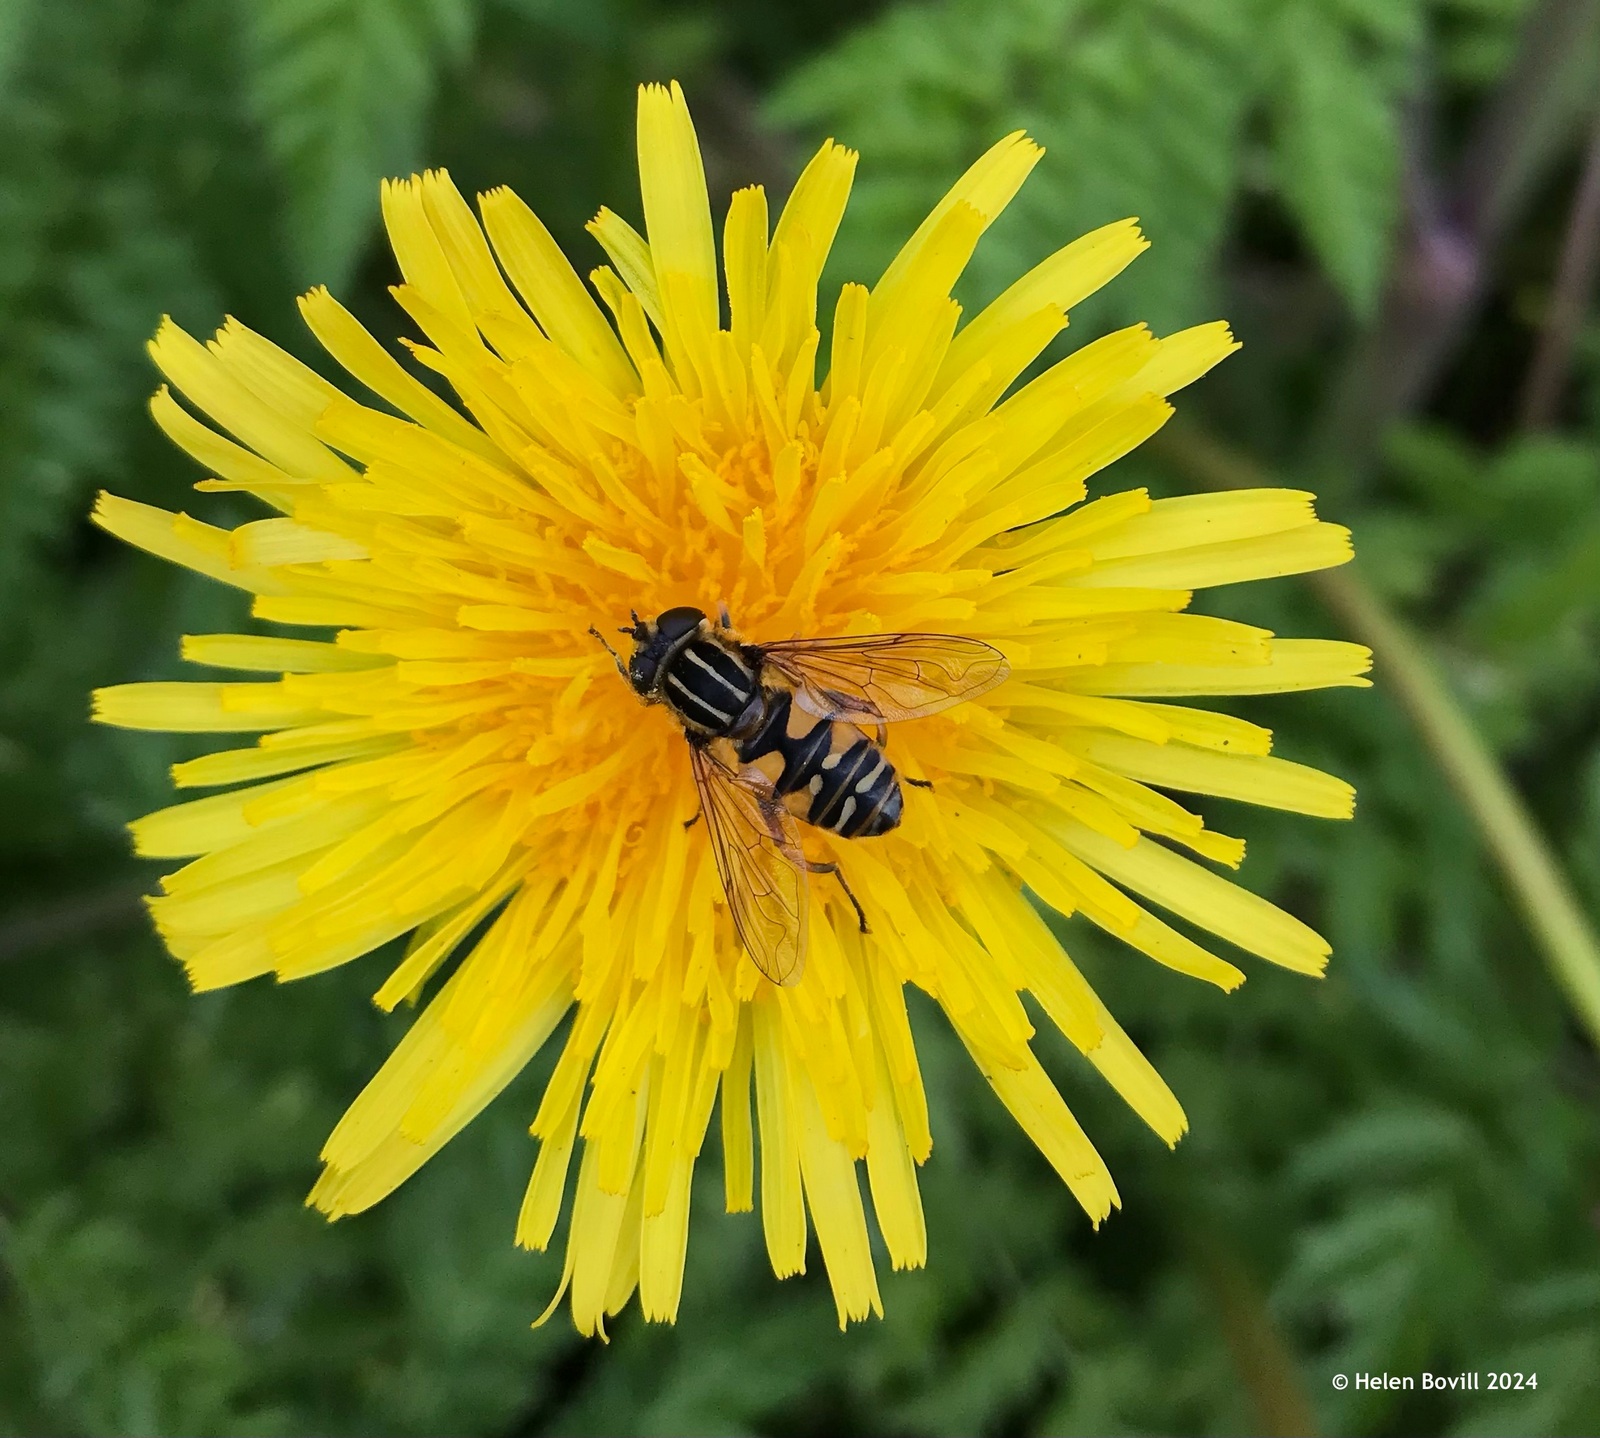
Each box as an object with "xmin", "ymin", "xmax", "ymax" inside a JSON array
[
  {"xmin": 774, "ymin": 0, "xmax": 1432, "ymax": 327},
  {"xmin": 0, "ymin": 0, "xmax": 35, "ymax": 94},
  {"xmin": 1271, "ymin": 1, "xmax": 1416, "ymax": 317},
  {"xmin": 773, "ymin": 0, "xmax": 1258, "ymax": 330},
  {"xmin": 244, "ymin": 0, "xmax": 478, "ymax": 289}
]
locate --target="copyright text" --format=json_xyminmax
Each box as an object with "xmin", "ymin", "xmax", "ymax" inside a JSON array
[{"xmin": 1330, "ymin": 1372, "xmax": 1537, "ymax": 1392}]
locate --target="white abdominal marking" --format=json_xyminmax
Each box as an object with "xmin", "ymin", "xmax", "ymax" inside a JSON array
[
  {"xmin": 856, "ymin": 757, "xmax": 886, "ymax": 793},
  {"xmin": 837, "ymin": 796, "xmax": 857, "ymax": 828},
  {"xmin": 820, "ymin": 751, "xmax": 843, "ymax": 770},
  {"xmin": 808, "ymin": 775, "xmax": 824, "ymax": 795}
]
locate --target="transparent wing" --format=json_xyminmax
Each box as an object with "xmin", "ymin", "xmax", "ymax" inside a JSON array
[
  {"xmin": 690, "ymin": 744, "xmax": 808, "ymax": 987},
  {"xmin": 760, "ymin": 632, "xmax": 1009, "ymax": 724}
]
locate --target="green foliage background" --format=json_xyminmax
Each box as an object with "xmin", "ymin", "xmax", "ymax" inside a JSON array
[{"xmin": 3, "ymin": 0, "xmax": 1600, "ymax": 1433}]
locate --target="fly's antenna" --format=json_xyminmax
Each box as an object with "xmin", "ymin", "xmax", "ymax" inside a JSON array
[
  {"xmin": 717, "ymin": 602, "xmax": 733, "ymax": 629},
  {"xmin": 588, "ymin": 625, "xmax": 628, "ymax": 680}
]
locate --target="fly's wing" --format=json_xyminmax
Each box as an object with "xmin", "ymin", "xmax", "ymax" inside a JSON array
[
  {"xmin": 759, "ymin": 632, "xmax": 1009, "ymax": 724},
  {"xmin": 689, "ymin": 744, "xmax": 808, "ymax": 986}
]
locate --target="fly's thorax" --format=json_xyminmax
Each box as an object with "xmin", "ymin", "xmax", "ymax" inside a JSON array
[{"xmin": 657, "ymin": 630, "xmax": 761, "ymax": 736}]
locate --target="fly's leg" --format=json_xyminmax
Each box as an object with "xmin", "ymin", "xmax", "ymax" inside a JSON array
[
  {"xmin": 806, "ymin": 860, "xmax": 870, "ymax": 934},
  {"xmin": 905, "ymin": 777, "xmax": 934, "ymax": 790},
  {"xmin": 683, "ymin": 809, "xmax": 701, "ymax": 831},
  {"xmin": 749, "ymin": 794, "xmax": 868, "ymax": 932}
]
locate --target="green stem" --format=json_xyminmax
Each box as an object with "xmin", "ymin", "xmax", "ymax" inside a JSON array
[
  {"xmin": 1314, "ymin": 567, "xmax": 1600, "ymax": 1041},
  {"xmin": 1191, "ymin": 1237, "xmax": 1320, "ymax": 1438},
  {"xmin": 1155, "ymin": 422, "xmax": 1600, "ymax": 1049}
]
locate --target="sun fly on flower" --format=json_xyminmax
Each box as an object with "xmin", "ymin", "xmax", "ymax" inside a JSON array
[{"xmin": 90, "ymin": 81, "xmax": 1369, "ymax": 1333}]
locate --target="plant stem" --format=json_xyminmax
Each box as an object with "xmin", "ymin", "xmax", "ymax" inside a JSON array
[
  {"xmin": 1319, "ymin": 570, "xmax": 1600, "ymax": 1040},
  {"xmin": 0, "ymin": 879, "xmax": 148, "ymax": 964},
  {"xmin": 1192, "ymin": 1238, "xmax": 1320, "ymax": 1438},
  {"xmin": 1518, "ymin": 106, "xmax": 1600, "ymax": 428},
  {"xmin": 1155, "ymin": 422, "xmax": 1600, "ymax": 1049}
]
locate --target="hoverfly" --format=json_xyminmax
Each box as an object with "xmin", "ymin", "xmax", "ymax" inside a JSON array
[{"xmin": 592, "ymin": 606, "xmax": 1009, "ymax": 986}]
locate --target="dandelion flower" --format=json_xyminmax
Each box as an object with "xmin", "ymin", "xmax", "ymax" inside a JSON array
[{"xmin": 91, "ymin": 81, "xmax": 1368, "ymax": 1333}]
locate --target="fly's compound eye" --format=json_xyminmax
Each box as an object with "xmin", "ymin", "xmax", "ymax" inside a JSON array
[
  {"xmin": 629, "ymin": 651, "xmax": 659, "ymax": 692},
  {"xmin": 653, "ymin": 607, "xmax": 707, "ymax": 645}
]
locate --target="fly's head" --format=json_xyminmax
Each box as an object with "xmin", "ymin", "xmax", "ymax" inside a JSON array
[{"xmin": 620, "ymin": 606, "xmax": 706, "ymax": 700}]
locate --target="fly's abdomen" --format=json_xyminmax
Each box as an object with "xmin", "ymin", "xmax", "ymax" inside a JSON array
[
  {"xmin": 661, "ymin": 637, "xmax": 759, "ymax": 735},
  {"xmin": 795, "ymin": 724, "xmax": 903, "ymax": 839},
  {"xmin": 732, "ymin": 689, "xmax": 903, "ymax": 839}
]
